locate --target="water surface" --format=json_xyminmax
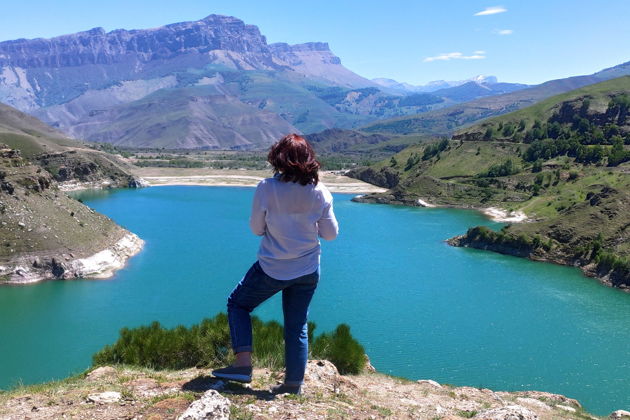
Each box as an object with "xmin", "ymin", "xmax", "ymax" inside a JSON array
[{"xmin": 1, "ymin": 186, "xmax": 629, "ymax": 414}]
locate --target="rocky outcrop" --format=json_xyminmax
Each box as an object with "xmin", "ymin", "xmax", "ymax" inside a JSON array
[
  {"xmin": 177, "ymin": 390, "xmax": 230, "ymax": 420},
  {"xmin": 0, "ymin": 15, "xmax": 277, "ymax": 70},
  {"xmin": 36, "ymin": 149, "xmax": 147, "ymax": 189},
  {"xmin": 346, "ymin": 166, "xmax": 400, "ymax": 189},
  {"xmin": 0, "ymin": 144, "xmax": 144, "ymax": 284},
  {"xmin": 0, "ymin": 15, "xmax": 381, "ymax": 149},
  {"xmin": 0, "ymin": 361, "xmax": 616, "ymax": 420},
  {"xmin": 1, "ymin": 231, "xmax": 144, "ymax": 284}
]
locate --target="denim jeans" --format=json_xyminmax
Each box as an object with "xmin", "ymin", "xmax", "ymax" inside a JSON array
[{"xmin": 227, "ymin": 261, "xmax": 319, "ymax": 385}]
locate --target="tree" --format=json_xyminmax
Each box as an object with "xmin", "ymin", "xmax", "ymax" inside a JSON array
[
  {"xmin": 532, "ymin": 159, "xmax": 543, "ymax": 173},
  {"xmin": 608, "ymin": 136, "xmax": 630, "ymax": 166},
  {"xmin": 483, "ymin": 126, "xmax": 495, "ymax": 140}
]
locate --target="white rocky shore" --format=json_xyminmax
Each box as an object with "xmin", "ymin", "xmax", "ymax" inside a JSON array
[
  {"xmin": 0, "ymin": 232, "xmax": 144, "ymax": 284},
  {"xmin": 414, "ymin": 198, "xmax": 527, "ymax": 222},
  {"xmin": 58, "ymin": 178, "xmax": 150, "ymax": 191},
  {"xmin": 483, "ymin": 207, "xmax": 528, "ymax": 223}
]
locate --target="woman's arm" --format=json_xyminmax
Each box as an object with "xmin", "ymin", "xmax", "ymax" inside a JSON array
[
  {"xmin": 317, "ymin": 201, "xmax": 339, "ymax": 240},
  {"xmin": 249, "ymin": 182, "xmax": 267, "ymax": 236}
]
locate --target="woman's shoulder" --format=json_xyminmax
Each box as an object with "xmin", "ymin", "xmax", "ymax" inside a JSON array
[{"xmin": 314, "ymin": 182, "xmax": 333, "ymax": 201}]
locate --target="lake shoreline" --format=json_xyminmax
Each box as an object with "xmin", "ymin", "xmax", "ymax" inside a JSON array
[
  {"xmin": 0, "ymin": 232, "xmax": 144, "ymax": 285},
  {"xmin": 130, "ymin": 168, "xmax": 388, "ymax": 194},
  {"xmin": 351, "ymin": 193, "xmax": 630, "ymax": 291}
]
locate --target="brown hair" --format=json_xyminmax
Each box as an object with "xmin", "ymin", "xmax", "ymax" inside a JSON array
[{"xmin": 267, "ymin": 134, "xmax": 320, "ymax": 185}]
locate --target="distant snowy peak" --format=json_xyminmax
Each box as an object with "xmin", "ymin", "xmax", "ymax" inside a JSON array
[{"xmin": 373, "ymin": 75, "xmax": 505, "ymax": 93}]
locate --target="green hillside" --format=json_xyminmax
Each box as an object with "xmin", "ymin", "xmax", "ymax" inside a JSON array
[
  {"xmin": 350, "ymin": 77, "xmax": 630, "ymax": 287},
  {"xmin": 0, "ymin": 103, "xmax": 145, "ymax": 283},
  {"xmin": 0, "ymin": 102, "xmax": 140, "ymax": 187},
  {"xmin": 358, "ymin": 65, "xmax": 630, "ymax": 137}
]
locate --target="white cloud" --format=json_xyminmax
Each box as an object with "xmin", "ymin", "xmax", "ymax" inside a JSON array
[
  {"xmin": 496, "ymin": 29, "xmax": 513, "ymax": 35},
  {"xmin": 474, "ymin": 6, "xmax": 507, "ymax": 16},
  {"xmin": 423, "ymin": 51, "xmax": 486, "ymax": 62}
]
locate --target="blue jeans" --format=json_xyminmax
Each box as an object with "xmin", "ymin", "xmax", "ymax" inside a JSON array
[{"xmin": 227, "ymin": 261, "xmax": 319, "ymax": 385}]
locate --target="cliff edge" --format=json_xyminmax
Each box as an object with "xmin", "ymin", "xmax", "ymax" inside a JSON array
[{"xmin": 4, "ymin": 360, "xmax": 627, "ymax": 420}]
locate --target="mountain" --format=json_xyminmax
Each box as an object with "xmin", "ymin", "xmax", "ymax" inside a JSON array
[
  {"xmin": 0, "ymin": 15, "xmax": 538, "ymax": 150},
  {"xmin": 371, "ymin": 75, "xmax": 522, "ymax": 93},
  {"xmin": 350, "ymin": 77, "xmax": 630, "ymax": 287},
  {"xmin": 431, "ymin": 80, "xmax": 529, "ymax": 102},
  {"xmin": 1, "ymin": 15, "xmax": 443, "ymax": 149},
  {"xmin": 362, "ymin": 61, "xmax": 630, "ymax": 137}
]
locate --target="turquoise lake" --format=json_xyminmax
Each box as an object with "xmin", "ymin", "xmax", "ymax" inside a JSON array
[{"xmin": 1, "ymin": 186, "xmax": 629, "ymax": 414}]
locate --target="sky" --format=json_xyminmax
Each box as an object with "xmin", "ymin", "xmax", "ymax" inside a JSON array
[{"xmin": 1, "ymin": 0, "xmax": 629, "ymax": 86}]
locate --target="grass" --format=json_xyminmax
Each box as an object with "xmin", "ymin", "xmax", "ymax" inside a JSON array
[
  {"xmin": 229, "ymin": 405, "xmax": 254, "ymax": 420},
  {"xmin": 370, "ymin": 404, "xmax": 393, "ymax": 416}
]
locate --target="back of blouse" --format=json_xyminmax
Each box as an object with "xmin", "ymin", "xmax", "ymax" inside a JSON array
[{"xmin": 249, "ymin": 176, "xmax": 339, "ymax": 280}]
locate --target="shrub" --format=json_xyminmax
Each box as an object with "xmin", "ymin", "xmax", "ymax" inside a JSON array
[
  {"xmin": 92, "ymin": 313, "xmax": 366, "ymax": 375},
  {"xmin": 312, "ymin": 324, "xmax": 366, "ymax": 374},
  {"xmin": 477, "ymin": 159, "xmax": 520, "ymax": 178}
]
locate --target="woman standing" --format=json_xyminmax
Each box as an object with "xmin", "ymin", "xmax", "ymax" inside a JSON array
[{"xmin": 212, "ymin": 134, "xmax": 339, "ymax": 395}]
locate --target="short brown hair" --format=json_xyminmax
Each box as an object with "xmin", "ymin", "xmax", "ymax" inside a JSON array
[{"xmin": 267, "ymin": 134, "xmax": 320, "ymax": 185}]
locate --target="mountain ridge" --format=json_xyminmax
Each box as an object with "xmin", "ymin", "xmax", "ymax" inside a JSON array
[{"xmin": 361, "ymin": 61, "xmax": 630, "ymax": 137}]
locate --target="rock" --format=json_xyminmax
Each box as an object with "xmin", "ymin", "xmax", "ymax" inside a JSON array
[
  {"xmin": 610, "ymin": 410, "xmax": 630, "ymax": 419},
  {"xmin": 304, "ymin": 359, "xmax": 340, "ymax": 384},
  {"xmin": 364, "ymin": 354, "xmax": 377, "ymax": 373},
  {"xmin": 417, "ymin": 379, "xmax": 442, "ymax": 388},
  {"xmin": 557, "ymin": 404, "xmax": 576, "ymax": 413},
  {"xmin": 128, "ymin": 177, "xmax": 150, "ymax": 188},
  {"xmin": 86, "ymin": 366, "xmax": 117, "ymax": 381},
  {"xmin": 86, "ymin": 391, "xmax": 122, "ymax": 404},
  {"xmin": 474, "ymin": 404, "xmax": 538, "ymax": 420},
  {"xmin": 177, "ymin": 390, "xmax": 230, "ymax": 420},
  {"xmin": 346, "ymin": 167, "xmax": 399, "ymax": 189},
  {"xmin": 515, "ymin": 398, "xmax": 551, "ymax": 411}
]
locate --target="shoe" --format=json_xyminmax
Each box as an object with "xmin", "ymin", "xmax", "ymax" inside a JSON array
[
  {"xmin": 211, "ymin": 365, "xmax": 252, "ymax": 383},
  {"xmin": 270, "ymin": 383, "xmax": 301, "ymax": 395}
]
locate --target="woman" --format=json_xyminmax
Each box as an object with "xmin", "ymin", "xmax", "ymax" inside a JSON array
[{"xmin": 212, "ymin": 133, "xmax": 339, "ymax": 395}]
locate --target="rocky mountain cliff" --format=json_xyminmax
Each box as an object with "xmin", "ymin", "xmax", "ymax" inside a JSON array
[
  {"xmin": 0, "ymin": 15, "xmax": 390, "ymax": 149},
  {"xmin": 0, "ymin": 14, "xmax": 536, "ymax": 150}
]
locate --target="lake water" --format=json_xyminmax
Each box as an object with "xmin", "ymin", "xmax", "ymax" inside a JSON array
[{"xmin": 1, "ymin": 186, "xmax": 629, "ymax": 414}]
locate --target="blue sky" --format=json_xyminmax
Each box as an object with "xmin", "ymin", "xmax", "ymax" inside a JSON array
[{"xmin": 1, "ymin": 1, "xmax": 629, "ymax": 85}]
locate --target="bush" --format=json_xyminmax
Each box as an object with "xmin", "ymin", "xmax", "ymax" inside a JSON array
[
  {"xmin": 312, "ymin": 324, "xmax": 366, "ymax": 374},
  {"xmin": 477, "ymin": 159, "xmax": 519, "ymax": 178},
  {"xmin": 92, "ymin": 313, "xmax": 366, "ymax": 375}
]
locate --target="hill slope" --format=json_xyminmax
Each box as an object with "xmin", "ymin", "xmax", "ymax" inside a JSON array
[
  {"xmin": 0, "ymin": 144, "xmax": 143, "ymax": 283},
  {"xmin": 0, "ymin": 101, "xmax": 142, "ymax": 189},
  {"xmin": 350, "ymin": 77, "xmax": 630, "ymax": 288},
  {"xmin": 0, "ymin": 103, "xmax": 146, "ymax": 283},
  {"xmin": 361, "ymin": 62, "xmax": 630, "ymax": 137}
]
